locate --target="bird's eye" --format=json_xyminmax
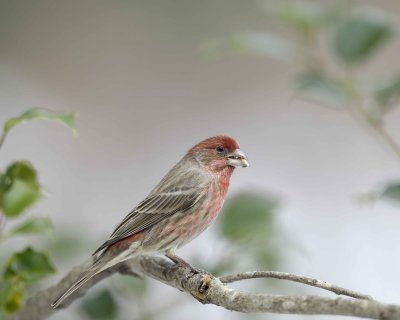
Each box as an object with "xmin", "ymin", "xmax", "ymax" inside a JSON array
[{"xmin": 216, "ymin": 146, "xmax": 226, "ymax": 154}]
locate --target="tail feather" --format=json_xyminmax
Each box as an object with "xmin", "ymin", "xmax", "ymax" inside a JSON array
[
  {"xmin": 51, "ymin": 259, "xmax": 104, "ymax": 309},
  {"xmin": 52, "ymin": 239, "xmax": 142, "ymax": 308}
]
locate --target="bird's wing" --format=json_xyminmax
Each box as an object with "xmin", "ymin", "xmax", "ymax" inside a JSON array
[{"xmin": 93, "ymin": 183, "xmax": 209, "ymax": 255}]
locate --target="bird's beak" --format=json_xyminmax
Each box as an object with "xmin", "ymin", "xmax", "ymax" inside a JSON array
[{"xmin": 226, "ymin": 149, "xmax": 249, "ymax": 168}]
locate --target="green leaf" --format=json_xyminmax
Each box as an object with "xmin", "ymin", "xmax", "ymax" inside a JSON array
[
  {"xmin": 7, "ymin": 217, "xmax": 53, "ymax": 237},
  {"xmin": 381, "ymin": 182, "xmax": 400, "ymax": 204},
  {"xmin": 220, "ymin": 192, "xmax": 279, "ymax": 243},
  {"xmin": 334, "ymin": 16, "xmax": 392, "ymax": 64},
  {"xmin": 4, "ymin": 247, "xmax": 56, "ymax": 283},
  {"xmin": 0, "ymin": 279, "xmax": 25, "ymax": 314},
  {"xmin": 296, "ymin": 71, "xmax": 353, "ymax": 105},
  {"xmin": 1, "ymin": 180, "xmax": 40, "ymax": 218},
  {"xmin": 81, "ymin": 290, "xmax": 117, "ymax": 320},
  {"xmin": 3, "ymin": 108, "xmax": 77, "ymax": 136},
  {"xmin": 0, "ymin": 161, "xmax": 41, "ymax": 217},
  {"xmin": 374, "ymin": 76, "xmax": 400, "ymax": 111}
]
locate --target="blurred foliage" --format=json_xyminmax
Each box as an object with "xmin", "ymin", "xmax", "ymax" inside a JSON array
[
  {"xmin": 380, "ymin": 182, "xmax": 400, "ymax": 204},
  {"xmin": 207, "ymin": 1, "xmax": 400, "ymax": 122},
  {"xmin": 4, "ymin": 247, "xmax": 55, "ymax": 283},
  {"xmin": 80, "ymin": 290, "xmax": 118, "ymax": 320},
  {"xmin": 77, "ymin": 269, "xmax": 160, "ymax": 319},
  {"xmin": 6, "ymin": 217, "xmax": 53, "ymax": 237},
  {"xmin": 296, "ymin": 71, "xmax": 352, "ymax": 105},
  {"xmin": 334, "ymin": 15, "xmax": 392, "ymax": 64},
  {"xmin": 221, "ymin": 192, "xmax": 278, "ymax": 242},
  {"xmin": 222, "ymin": 192, "xmax": 282, "ymax": 269},
  {"xmin": 0, "ymin": 108, "xmax": 77, "ymax": 317},
  {"xmin": 207, "ymin": 0, "xmax": 400, "ymax": 208},
  {"xmin": 360, "ymin": 181, "xmax": 400, "ymax": 207},
  {"xmin": 112, "ymin": 275, "xmax": 148, "ymax": 298},
  {"xmin": 374, "ymin": 75, "xmax": 400, "ymax": 112},
  {"xmin": 0, "ymin": 278, "xmax": 24, "ymax": 314}
]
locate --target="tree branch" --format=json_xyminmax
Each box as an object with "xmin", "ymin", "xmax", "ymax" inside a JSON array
[
  {"xmin": 219, "ymin": 271, "xmax": 372, "ymax": 300},
  {"xmin": 12, "ymin": 255, "xmax": 400, "ymax": 320}
]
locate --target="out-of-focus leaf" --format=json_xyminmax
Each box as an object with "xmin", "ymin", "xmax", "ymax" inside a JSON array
[
  {"xmin": 276, "ymin": 2, "xmax": 338, "ymax": 35},
  {"xmin": 4, "ymin": 247, "xmax": 56, "ymax": 283},
  {"xmin": 254, "ymin": 245, "xmax": 280, "ymax": 270},
  {"xmin": 7, "ymin": 217, "xmax": 53, "ymax": 237},
  {"xmin": 278, "ymin": 4, "xmax": 319, "ymax": 32},
  {"xmin": 374, "ymin": 76, "xmax": 400, "ymax": 111},
  {"xmin": 0, "ymin": 161, "xmax": 41, "ymax": 217},
  {"xmin": 122, "ymin": 277, "xmax": 147, "ymax": 297},
  {"xmin": 220, "ymin": 192, "xmax": 279, "ymax": 243},
  {"xmin": 334, "ymin": 16, "xmax": 392, "ymax": 64},
  {"xmin": 296, "ymin": 71, "xmax": 353, "ymax": 104},
  {"xmin": 365, "ymin": 110, "xmax": 383, "ymax": 129},
  {"xmin": 3, "ymin": 108, "xmax": 77, "ymax": 136},
  {"xmin": 381, "ymin": 182, "xmax": 400, "ymax": 204},
  {"xmin": 81, "ymin": 290, "xmax": 117, "ymax": 320},
  {"xmin": 202, "ymin": 32, "xmax": 296, "ymax": 62},
  {"xmin": 46, "ymin": 233, "xmax": 89, "ymax": 260},
  {"xmin": 112, "ymin": 276, "xmax": 148, "ymax": 298},
  {"xmin": 0, "ymin": 279, "xmax": 24, "ymax": 314}
]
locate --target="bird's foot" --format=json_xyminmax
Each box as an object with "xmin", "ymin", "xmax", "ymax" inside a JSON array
[
  {"xmin": 166, "ymin": 254, "xmax": 210, "ymax": 288},
  {"xmin": 166, "ymin": 254, "xmax": 203, "ymax": 274}
]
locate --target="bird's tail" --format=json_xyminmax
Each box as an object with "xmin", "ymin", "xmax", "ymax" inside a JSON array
[{"xmin": 51, "ymin": 257, "xmax": 107, "ymax": 309}]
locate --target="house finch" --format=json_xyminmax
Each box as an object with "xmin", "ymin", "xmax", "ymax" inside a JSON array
[{"xmin": 51, "ymin": 135, "xmax": 249, "ymax": 308}]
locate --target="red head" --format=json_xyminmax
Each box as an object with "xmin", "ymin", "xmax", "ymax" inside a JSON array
[{"xmin": 187, "ymin": 136, "xmax": 249, "ymax": 172}]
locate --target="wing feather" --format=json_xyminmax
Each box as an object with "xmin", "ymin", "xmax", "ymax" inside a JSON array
[{"xmin": 93, "ymin": 176, "xmax": 209, "ymax": 255}]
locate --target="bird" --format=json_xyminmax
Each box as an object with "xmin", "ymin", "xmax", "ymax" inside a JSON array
[{"xmin": 51, "ymin": 135, "xmax": 249, "ymax": 308}]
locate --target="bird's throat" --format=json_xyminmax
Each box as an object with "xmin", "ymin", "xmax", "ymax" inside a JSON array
[{"xmin": 217, "ymin": 166, "xmax": 234, "ymax": 195}]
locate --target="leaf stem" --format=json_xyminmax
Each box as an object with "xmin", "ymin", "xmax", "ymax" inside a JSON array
[
  {"xmin": 347, "ymin": 96, "xmax": 400, "ymax": 162},
  {"xmin": 371, "ymin": 124, "xmax": 400, "ymax": 160},
  {"xmin": 0, "ymin": 131, "xmax": 6, "ymax": 150}
]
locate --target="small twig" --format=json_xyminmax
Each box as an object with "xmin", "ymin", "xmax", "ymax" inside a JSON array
[
  {"xmin": 0, "ymin": 130, "xmax": 6, "ymax": 151},
  {"xmin": 291, "ymin": 94, "xmax": 344, "ymax": 112},
  {"xmin": 219, "ymin": 271, "xmax": 372, "ymax": 300},
  {"xmin": 298, "ymin": 93, "xmax": 400, "ymax": 163},
  {"xmin": 349, "ymin": 97, "xmax": 400, "ymax": 161},
  {"xmin": 372, "ymin": 125, "xmax": 400, "ymax": 160}
]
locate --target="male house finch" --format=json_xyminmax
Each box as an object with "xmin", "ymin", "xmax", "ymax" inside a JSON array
[{"xmin": 52, "ymin": 135, "xmax": 249, "ymax": 308}]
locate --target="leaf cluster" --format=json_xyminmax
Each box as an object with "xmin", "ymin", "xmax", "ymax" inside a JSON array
[
  {"xmin": 205, "ymin": 1, "xmax": 400, "ymax": 206},
  {"xmin": 0, "ymin": 108, "xmax": 77, "ymax": 316}
]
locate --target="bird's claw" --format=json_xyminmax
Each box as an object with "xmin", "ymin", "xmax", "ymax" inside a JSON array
[
  {"xmin": 181, "ymin": 270, "xmax": 195, "ymax": 288},
  {"xmin": 165, "ymin": 254, "xmax": 211, "ymax": 295},
  {"xmin": 166, "ymin": 254, "xmax": 204, "ymax": 274}
]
